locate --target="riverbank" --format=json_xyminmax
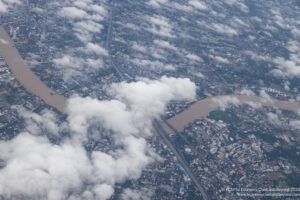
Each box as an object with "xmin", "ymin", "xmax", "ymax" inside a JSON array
[{"xmin": 0, "ymin": 26, "xmax": 66, "ymax": 113}]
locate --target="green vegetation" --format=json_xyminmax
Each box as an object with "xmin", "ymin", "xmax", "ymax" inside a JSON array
[
  {"xmin": 286, "ymin": 174, "xmax": 300, "ymax": 187},
  {"xmin": 255, "ymin": 132, "xmax": 279, "ymax": 143},
  {"xmin": 224, "ymin": 88, "xmax": 233, "ymax": 94},
  {"xmin": 3, "ymin": 94, "xmax": 17, "ymax": 104},
  {"xmin": 267, "ymin": 147, "xmax": 300, "ymax": 167},
  {"xmin": 208, "ymin": 110, "xmax": 239, "ymax": 123},
  {"xmin": 0, "ymin": 83, "xmax": 5, "ymax": 91},
  {"xmin": 223, "ymin": 73, "xmax": 235, "ymax": 84},
  {"xmin": 0, "ymin": 115, "xmax": 8, "ymax": 123},
  {"xmin": 186, "ymin": 184, "xmax": 201, "ymax": 200}
]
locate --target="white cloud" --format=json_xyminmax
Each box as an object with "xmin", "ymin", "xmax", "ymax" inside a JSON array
[
  {"xmin": 239, "ymin": 88, "xmax": 255, "ymax": 96},
  {"xmin": 146, "ymin": 15, "xmax": 176, "ymax": 38},
  {"xmin": 24, "ymin": 53, "xmax": 42, "ymax": 68},
  {"xmin": 0, "ymin": 1, "xmax": 8, "ymax": 13},
  {"xmin": 237, "ymin": 90, "xmax": 263, "ymax": 108},
  {"xmin": 296, "ymin": 110, "xmax": 300, "ymax": 117},
  {"xmin": 147, "ymin": 0, "xmax": 168, "ymax": 8},
  {"xmin": 0, "ymin": 38, "xmax": 8, "ymax": 44},
  {"xmin": 0, "ymin": 77, "xmax": 196, "ymax": 200},
  {"xmin": 271, "ymin": 40, "xmax": 300, "ymax": 78},
  {"xmin": 153, "ymin": 40, "xmax": 177, "ymax": 51},
  {"xmin": 212, "ymin": 96, "xmax": 241, "ymax": 111},
  {"xmin": 0, "ymin": 0, "xmax": 21, "ymax": 13},
  {"xmin": 86, "ymin": 58, "xmax": 104, "ymax": 69},
  {"xmin": 21, "ymin": 109, "xmax": 61, "ymax": 136},
  {"xmin": 290, "ymin": 120, "xmax": 300, "ymax": 130},
  {"xmin": 85, "ymin": 43, "xmax": 108, "ymax": 56},
  {"xmin": 272, "ymin": 56, "xmax": 300, "ymax": 78},
  {"xmin": 186, "ymin": 53, "xmax": 203, "ymax": 62},
  {"xmin": 188, "ymin": 0, "xmax": 207, "ymax": 10},
  {"xmin": 0, "ymin": 133, "xmax": 92, "ymax": 200},
  {"xmin": 31, "ymin": 6, "xmax": 44, "ymax": 13},
  {"xmin": 245, "ymin": 101, "xmax": 262, "ymax": 109},
  {"xmin": 53, "ymin": 45, "xmax": 106, "ymax": 80},
  {"xmin": 169, "ymin": 2, "xmax": 193, "ymax": 12},
  {"xmin": 287, "ymin": 40, "xmax": 300, "ymax": 53},
  {"xmin": 231, "ymin": 16, "xmax": 249, "ymax": 28},
  {"xmin": 210, "ymin": 55, "xmax": 230, "ymax": 63},
  {"xmin": 132, "ymin": 42, "xmax": 147, "ymax": 53},
  {"xmin": 267, "ymin": 112, "xmax": 282, "ymax": 126},
  {"xmin": 212, "ymin": 23, "xmax": 238, "ymax": 36},
  {"xmin": 59, "ymin": 7, "xmax": 88, "ymax": 19},
  {"xmin": 223, "ymin": 0, "xmax": 248, "ymax": 13},
  {"xmin": 73, "ymin": 21, "xmax": 104, "ymax": 34},
  {"xmin": 124, "ymin": 23, "xmax": 141, "ymax": 31},
  {"xmin": 110, "ymin": 76, "xmax": 196, "ymax": 132},
  {"xmin": 244, "ymin": 51, "xmax": 271, "ymax": 62},
  {"xmin": 52, "ymin": 1, "xmax": 108, "ymax": 80},
  {"xmin": 130, "ymin": 40, "xmax": 184, "ymax": 71},
  {"xmin": 259, "ymin": 90, "xmax": 273, "ymax": 104},
  {"xmin": 195, "ymin": 72, "xmax": 205, "ymax": 78},
  {"xmin": 53, "ymin": 55, "xmax": 83, "ymax": 69},
  {"xmin": 291, "ymin": 28, "xmax": 300, "ymax": 37},
  {"xmin": 245, "ymin": 45, "xmax": 300, "ymax": 79},
  {"xmin": 53, "ymin": 55, "xmax": 89, "ymax": 80}
]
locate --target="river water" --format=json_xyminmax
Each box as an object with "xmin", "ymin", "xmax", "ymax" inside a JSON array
[
  {"xmin": 166, "ymin": 95, "xmax": 300, "ymax": 132},
  {"xmin": 0, "ymin": 26, "xmax": 66, "ymax": 113},
  {"xmin": 1, "ymin": 26, "xmax": 299, "ymax": 130}
]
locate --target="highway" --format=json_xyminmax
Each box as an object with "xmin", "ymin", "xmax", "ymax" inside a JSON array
[
  {"xmin": 105, "ymin": 0, "xmax": 114, "ymax": 51},
  {"xmin": 105, "ymin": 0, "xmax": 126, "ymax": 80},
  {"xmin": 104, "ymin": 3, "xmax": 208, "ymax": 198},
  {"xmin": 153, "ymin": 119, "xmax": 209, "ymax": 200}
]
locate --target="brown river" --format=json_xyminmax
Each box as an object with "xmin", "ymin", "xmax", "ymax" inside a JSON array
[
  {"xmin": 166, "ymin": 95, "xmax": 300, "ymax": 132},
  {"xmin": 0, "ymin": 26, "xmax": 67, "ymax": 113},
  {"xmin": 0, "ymin": 26, "xmax": 299, "ymax": 131}
]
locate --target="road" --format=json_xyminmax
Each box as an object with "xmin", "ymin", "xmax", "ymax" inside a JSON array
[
  {"xmin": 105, "ymin": 0, "xmax": 114, "ymax": 51},
  {"xmin": 105, "ymin": 0, "xmax": 126, "ymax": 80},
  {"xmin": 153, "ymin": 119, "xmax": 209, "ymax": 200},
  {"xmin": 105, "ymin": 3, "xmax": 207, "ymax": 198}
]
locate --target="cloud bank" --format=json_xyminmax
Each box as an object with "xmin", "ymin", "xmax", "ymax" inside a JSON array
[{"xmin": 0, "ymin": 76, "xmax": 196, "ymax": 200}]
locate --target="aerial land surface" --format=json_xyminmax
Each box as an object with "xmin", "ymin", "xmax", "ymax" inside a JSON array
[{"xmin": 1, "ymin": 25, "xmax": 300, "ymax": 132}]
